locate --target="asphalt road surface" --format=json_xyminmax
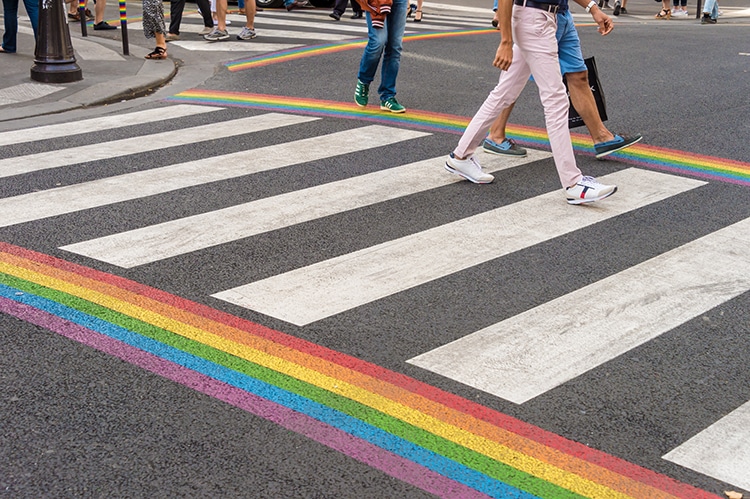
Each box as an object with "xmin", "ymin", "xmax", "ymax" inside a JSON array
[{"xmin": 1, "ymin": 3, "xmax": 749, "ymax": 498}]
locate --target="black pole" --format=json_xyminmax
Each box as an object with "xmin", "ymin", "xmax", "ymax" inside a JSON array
[
  {"xmin": 120, "ymin": 0, "xmax": 129, "ymax": 56},
  {"xmin": 78, "ymin": 0, "xmax": 88, "ymax": 36},
  {"xmin": 31, "ymin": 0, "xmax": 83, "ymax": 83}
]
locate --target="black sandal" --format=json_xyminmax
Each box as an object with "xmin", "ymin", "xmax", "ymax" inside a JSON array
[
  {"xmin": 414, "ymin": 9, "xmax": 422, "ymax": 21},
  {"xmin": 145, "ymin": 46, "xmax": 167, "ymax": 60}
]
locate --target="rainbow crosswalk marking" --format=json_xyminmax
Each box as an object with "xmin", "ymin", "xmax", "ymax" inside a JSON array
[
  {"xmin": 0, "ymin": 243, "xmax": 722, "ymax": 499},
  {"xmin": 167, "ymin": 89, "xmax": 750, "ymax": 187}
]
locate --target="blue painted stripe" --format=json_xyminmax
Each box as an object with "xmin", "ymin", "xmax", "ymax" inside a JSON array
[{"xmin": 0, "ymin": 282, "xmax": 537, "ymax": 499}]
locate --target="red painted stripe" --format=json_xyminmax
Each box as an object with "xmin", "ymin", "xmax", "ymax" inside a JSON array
[{"xmin": 0, "ymin": 243, "xmax": 720, "ymax": 498}]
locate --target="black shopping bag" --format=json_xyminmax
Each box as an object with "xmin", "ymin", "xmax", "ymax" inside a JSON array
[{"xmin": 564, "ymin": 56, "xmax": 608, "ymax": 129}]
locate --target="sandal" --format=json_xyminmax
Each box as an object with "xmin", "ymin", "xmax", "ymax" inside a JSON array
[
  {"xmin": 145, "ymin": 46, "xmax": 167, "ymax": 60},
  {"xmin": 655, "ymin": 8, "xmax": 671, "ymax": 18},
  {"xmin": 414, "ymin": 9, "xmax": 422, "ymax": 21}
]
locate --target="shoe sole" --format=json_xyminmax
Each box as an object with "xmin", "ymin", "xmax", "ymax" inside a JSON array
[
  {"xmin": 595, "ymin": 135, "xmax": 643, "ymax": 159},
  {"xmin": 482, "ymin": 145, "xmax": 527, "ymax": 157},
  {"xmin": 566, "ymin": 186, "xmax": 617, "ymax": 205},
  {"xmin": 205, "ymin": 35, "xmax": 230, "ymax": 41},
  {"xmin": 380, "ymin": 106, "xmax": 406, "ymax": 113},
  {"xmin": 237, "ymin": 34, "xmax": 256, "ymax": 40},
  {"xmin": 444, "ymin": 163, "xmax": 494, "ymax": 184}
]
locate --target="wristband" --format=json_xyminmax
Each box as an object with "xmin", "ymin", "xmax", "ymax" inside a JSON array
[{"xmin": 585, "ymin": 0, "xmax": 597, "ymax": 12}]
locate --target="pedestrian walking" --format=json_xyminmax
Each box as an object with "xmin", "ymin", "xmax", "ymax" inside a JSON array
[
  {"xmin": 1, "ymin": 0, "xmax": 38, "ymax": 53},
  {"xmin": 482, "ymin": 0, "xmax": 641, "ymax": 160},
  {"xmin": 446, "ymin": 0, "xmax": 619, "ymax": 205},
  {"xmin": 409, "ymin": 0, "xmax": 423, "ymax": 21},
  {"xmin": 353, "ymin": 0, "xmax": 408, "ymax": 113},
  {"xmin": 204, "ymin": 0, "xmax": 256, "ymax": 41},
  {"xmin": 701, "ymin": 0, "xmax": 719, "ymax": 23},
  {"xmin": 167, "ymin": 0, "xmax": 214, "ymax": 40},
  {"xmin": 330, "ymin": 0, "xmax": 363, "ymax": 20},
  {"xmin": 142, "ymin": 0, "xmax": 168, "ymax": 58}
]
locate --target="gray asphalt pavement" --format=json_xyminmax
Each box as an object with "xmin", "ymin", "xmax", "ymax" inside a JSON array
[
  {"xmin": 2, "ymin": 2, "xmax": 750, "ymax": 498},
  {"xmin": 1, "ymin": 0, "xmax": 748, "ymax": 123}
]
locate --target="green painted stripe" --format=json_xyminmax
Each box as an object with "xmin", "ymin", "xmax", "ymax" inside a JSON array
[{"xmin": 1, "ymin": 272, "xmax": 584, "ymax": 499}]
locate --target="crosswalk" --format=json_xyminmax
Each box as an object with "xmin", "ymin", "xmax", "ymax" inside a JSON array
[
  {"xmin": 140, "ymin": 8, "xmax": 491, "ymax": 53},
  {"xmin": 0, "ymin": 103, "xmax": 748, "ymax": 493}
]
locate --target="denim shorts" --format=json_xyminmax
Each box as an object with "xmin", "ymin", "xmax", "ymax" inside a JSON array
[{"xmin": 556, "ymin": 9, "xmax": 588, "ymax": 75}]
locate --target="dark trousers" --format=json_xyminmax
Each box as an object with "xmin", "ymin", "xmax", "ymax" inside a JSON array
[
  {"xmin": 333, "ymin": 0, "xmax": 362, "ymax": 15},
  {"xmin": 169, "ymin": 0, "xmax": 213, "ymax": 34}
]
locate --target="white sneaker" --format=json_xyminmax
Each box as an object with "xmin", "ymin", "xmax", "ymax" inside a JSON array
[
  {"xmin": 565, "ymin": 176, "xmax": 617, "ymax": 204},
  {"xmin": 445, "ymin": 153, "xmax": 494, "ymax": 184}
]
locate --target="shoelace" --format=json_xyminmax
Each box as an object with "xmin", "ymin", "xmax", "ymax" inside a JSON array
[{"xmin": 579, "ymin": 175, "xmax": 602, "ymax": 187}]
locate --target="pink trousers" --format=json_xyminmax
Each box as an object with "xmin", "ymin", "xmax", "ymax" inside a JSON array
[{"xmin": 454, "ymin": 5, "xmax": 582, "ymax": 188}]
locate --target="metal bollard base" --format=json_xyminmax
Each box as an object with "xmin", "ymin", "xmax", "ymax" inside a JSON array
[{"xmin": 31, "ymin": 63, "xmax": 83, "ymax": 83}]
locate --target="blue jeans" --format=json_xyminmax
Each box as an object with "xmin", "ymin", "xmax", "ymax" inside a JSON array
[
  {"xmin": 2, "ymin": 0, "xmax": 39, "ymax": 53},
  {"xmin": 357, "ymin": 0, "xmax": 407, "ymax": 102},
  {"xmin": 703, "ymin": 0, "xmax": 718, "ymax": 18}
]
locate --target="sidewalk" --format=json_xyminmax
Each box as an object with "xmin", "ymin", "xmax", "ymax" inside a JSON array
[
  {"xmin": 1, "ymin": 0, "xmax": 748, "ymax": 124},
  {"xmin": 0, "ymin": 15, "xmax": 175, "ymax": 123}
]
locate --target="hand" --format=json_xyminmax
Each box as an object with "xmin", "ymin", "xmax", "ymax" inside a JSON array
[
  {"xmin": 592, "ymin": 10, "xmax": 614, "ymax": 35},
  {"xmin": 493, "ymin": 42, "xmax": 513, "ymax": 70}
]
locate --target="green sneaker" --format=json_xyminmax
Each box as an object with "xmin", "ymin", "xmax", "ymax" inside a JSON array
[
  {"xmin": 380, "ymin": 97, "xmax": 406, "ymax": 113},
  {"xmin": 354, "ymin": 80, "xmax": 369, "ymax": 107}
]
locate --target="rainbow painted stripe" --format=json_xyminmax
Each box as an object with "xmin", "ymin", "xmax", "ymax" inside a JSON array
[
  {"xmin": 0, "ymin": 243, "xmax": 722, "ymax": 498},
  {"xmin": 168, "ymin": 89, "xmax": 750, "ymax": 186}
]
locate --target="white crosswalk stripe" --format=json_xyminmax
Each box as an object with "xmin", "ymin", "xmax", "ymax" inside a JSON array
[
  {"xmin": 663, "ymin": 400, "xmax": 750, "ymax": 491},
  {"xmin": 61, "ymin": 149, "xmax": 547, "ymax": 268},
  {"xmin": 156, "ymin": 9, "xmax": 492, "ymax": 52},
  {"xmin": 1, "ymin": 104, "xmax": 748, "ymax": 493},
  {"xmin": 409, "ymin": 216, "xmax": 750, "ymax": 404},
  {"xmin": 213, "ymin": 168, "xmax": 704, "ymax": 326},
  {"xmin": 0, "ymin": 113, "xmax": 314, "ymax": 179}
]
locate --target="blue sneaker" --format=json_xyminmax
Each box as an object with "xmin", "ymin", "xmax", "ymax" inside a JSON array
[
  {"xmin": 482, "ymin": 137, "xmax": 527, "ymax": 157},
  {"xmin": 594, "ymin": 134, "xmax": 642, "ymax": 159}
]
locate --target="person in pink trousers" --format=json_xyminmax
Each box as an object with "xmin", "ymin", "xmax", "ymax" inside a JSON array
[{"xmin": 446, "ymin": 0, "xmax": 618, "ymax": 205}]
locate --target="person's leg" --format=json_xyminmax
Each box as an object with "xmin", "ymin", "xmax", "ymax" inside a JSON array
[
  {"xmin": 487, "ymin": 104, "xmax": 514, "ymax": 144},
  {"xmin": 703, "ymin": 0, "xmax": 718, "ymax": 17},
  {"xmin": 514, "ymin": 7, "xmax": 580, "ymax": 188},
  {"xmin": 215, "ymin": 0, "xmax": 227, "ymax": 31},
  {"xmin": 244, "ymin": 0, "xmax": 256, "ymax": 26},
  {"xmin": 454, "ymin": 43, "xmax": 532, "ymax": 160},
  {"xmin": 2, "ymin": 0, "xmax": 19, "ymax": 53},
  {"xmin": 332, "ymin": 0, "xmax": 347, "ymax": 15},
  {"xmin": 94, "ymin": 0, "xmax": 105, "ymax": 24},
  {"xmin": 358, "ymin": 16, "xmax": 387, "ymax": 86},
  {"xmin": 555, "ymin": 11, "xmax": 612, "ymax": 144},
  {"xmin": 168, "ymin": 0, "xmax": 186, "ymax": 35},
  {"xmin": 21, "ymin": 0, "xmax": 39, "ymax": 38},
  {"xmin": 237, "ymin": 0, "xmax": 256, "ymax": 38},
  {"xmin": 378, "ymin": 0, "xmax": 407, "ymax": 102},
  {"xmin": 195, "ymin": 0, "xmax": 214, "ymax": 27}
]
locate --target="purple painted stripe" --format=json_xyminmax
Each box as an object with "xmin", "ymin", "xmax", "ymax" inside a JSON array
[{"xmin": 0, "ymin": 296, "xmax": 490, "ymax": 499}]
